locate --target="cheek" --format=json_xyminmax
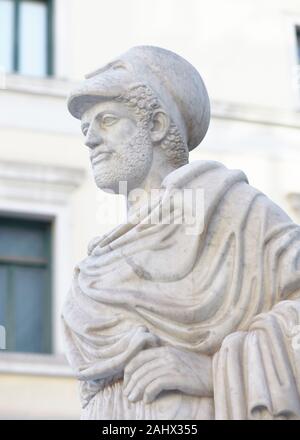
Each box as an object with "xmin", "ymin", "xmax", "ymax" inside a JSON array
[{"xmin": 105, "ymin": 120, "xmax": 138, "ymax": 146}]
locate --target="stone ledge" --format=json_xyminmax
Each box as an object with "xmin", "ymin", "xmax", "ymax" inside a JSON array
[
  {"xmin": 212, "ymin": 100, "xmax": 300, "ymax": 129},
  {"xmin": 0, "ymin": 160, "xmax": 86, "ymax": 204},
  {"xmin": 0, "ymin": 352, "xmax": 74, "ymax": 378},
  {"xmin": 2, "ymin": 73, "xmax": 76, "ymax": 98},
  {"xmin": 1, "ymin": 74, "xmax": 300, "ymax": 130}
]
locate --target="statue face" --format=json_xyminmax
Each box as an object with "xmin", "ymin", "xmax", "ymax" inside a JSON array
[{"xmin": 81, "ymin": 100, "xmax": 153, "ymax": 194}]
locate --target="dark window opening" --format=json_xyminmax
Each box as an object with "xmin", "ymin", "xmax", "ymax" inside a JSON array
[
  {"xmin": 0, "ymin": 216, "xmax": 52, "ymax": 353},
  {"xmin": 0, "ymin": 0, "xmax": 54, "ymax": 76},
  {"xmin": 296, "ymin": 26, "xmax": 300, "ymax": 64}
]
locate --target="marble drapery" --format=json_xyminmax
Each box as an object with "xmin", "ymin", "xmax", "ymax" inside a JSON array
[{"xmin": 62, "ymin": 160, "xmax": 300, "ymax": 419}]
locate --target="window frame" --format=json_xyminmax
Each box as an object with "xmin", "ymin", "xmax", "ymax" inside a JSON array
[
  {"xmin": 294, "ymin": 23, "xmax": 300, "ymax": 110},
  {"xmin": 283, "ymin": 12, "xmax": 300, "ymax": 111},
  {"xmin": 0, "ymin": 160, "xmax": 85, "ymax": 361},
  {"xmin": 1, "ymin": 0, "xmax": 54, "ymax": 76},
  {"xmin": 0, "ymin": 216, "xmax": 52, "ymax": 354},
  {"xmin": 296, "ymin": 25, "xmax": 300, "ymax": 64}
]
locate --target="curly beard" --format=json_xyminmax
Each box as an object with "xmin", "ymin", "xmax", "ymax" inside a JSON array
[{"xmin": 92, "ymin": 124, "xmax": 154, "ymax": 195}]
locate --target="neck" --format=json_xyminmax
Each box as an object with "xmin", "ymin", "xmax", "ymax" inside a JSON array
[{"xmin": 126, "ymin": 150, "xmax": 178, "ymax": 219}]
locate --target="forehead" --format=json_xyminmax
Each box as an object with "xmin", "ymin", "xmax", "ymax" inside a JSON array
[{"xmin": 81, "ymin": 99, "xmax": 135, "ymax": 123}]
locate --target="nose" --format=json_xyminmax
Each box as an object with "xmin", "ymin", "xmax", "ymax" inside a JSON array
[{"xmin": 84, "ymin": 126, "xmax": 103, "ymax": 149}]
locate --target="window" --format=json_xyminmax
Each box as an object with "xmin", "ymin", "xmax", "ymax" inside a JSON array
[
  {"xmin": 0, "ymin": 216, "xmax": 52, "ymax": 353},
  {"xmin": 0, "ymin": 0, "xmax": 53, "ymax": 76},
  {"xmin": 296, "ymin": 26, "xmax": 300, "ymax": 64},
  {"xmin": 294, "ymin": 25, "xmax": 300, "ymax": 100}
]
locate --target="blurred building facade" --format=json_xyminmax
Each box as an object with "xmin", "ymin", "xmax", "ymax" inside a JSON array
[{"xmin": 0, "ymin": 0, "xmax": 300, "ymax": 419}]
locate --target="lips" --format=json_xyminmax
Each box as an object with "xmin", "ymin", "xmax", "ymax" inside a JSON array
[{"xmin": 91, "ymin": 151, "xmax": 113, "ymax": 165}]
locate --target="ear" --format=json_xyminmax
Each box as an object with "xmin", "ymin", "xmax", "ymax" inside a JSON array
[{"xmin": 150, "ymin": 110, "xmax": 170, "ymax": 143}]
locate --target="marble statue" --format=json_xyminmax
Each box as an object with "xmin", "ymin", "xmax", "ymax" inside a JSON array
[{"xmin": 62, "ymin": 46, "xmax": 300, "ymax": 420}]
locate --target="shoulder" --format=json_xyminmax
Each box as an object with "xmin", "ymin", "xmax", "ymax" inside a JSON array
[{"xmin": 162, "ymin": 160, "xmax": 249, "ymax": 190}]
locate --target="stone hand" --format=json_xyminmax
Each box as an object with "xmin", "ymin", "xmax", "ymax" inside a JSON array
[{"xmin": 122, "ymin": 346, "xmax": 213, "ymax": 404}]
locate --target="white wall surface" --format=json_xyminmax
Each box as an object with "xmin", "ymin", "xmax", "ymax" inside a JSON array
[{"xmin": 67, "ymin": 0, "xmax": 300, "ymax": 110}]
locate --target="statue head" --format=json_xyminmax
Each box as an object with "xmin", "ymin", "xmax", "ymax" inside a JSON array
[{"xmin": 67, "ymin": 46, "xmax": 210, "ymax": 194}]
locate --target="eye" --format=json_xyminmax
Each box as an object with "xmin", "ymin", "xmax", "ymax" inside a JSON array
[
  {"xmin": 101, "ymin": 114, "xmax": 118, "ymax": 127},
  {"xmin": 81, "ymin": 124, "xmax": 89, "ymax": 136}
]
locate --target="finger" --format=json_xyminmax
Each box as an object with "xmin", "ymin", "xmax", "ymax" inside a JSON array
[
  {"xmin": 143, "ymin": 375, "xmax": 178, "ymax": 404},
  {"xmin": 124, "ymin": 347, "xmax": 163, "ymax": 382},
  {"xmin": 123, "ymin": 358, "xmax": 164, "ymax": 396},
  {"xmin": 127, "ymin": 367, "xmax": 167, "ymax": 403},
  {"xmin": 83, "ymin": 333, "xmax": 158, "ymax": 380},
  {"xmin": 124, "ymin": 352, "xmax": 165, "ymax": 389},
  {"xmin": 121, "ymin": 331, "xmax": 158, "ymax": 374}
]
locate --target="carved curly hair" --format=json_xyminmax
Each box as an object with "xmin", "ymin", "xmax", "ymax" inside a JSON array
[{"xmin": 116, "ymin": 85, "xmax": 189, "ymax": 168}]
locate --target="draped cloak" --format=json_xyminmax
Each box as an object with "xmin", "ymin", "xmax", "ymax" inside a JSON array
[{"xmin": 61, "ymin": 160, "xmax": 300, "ymax": 420}]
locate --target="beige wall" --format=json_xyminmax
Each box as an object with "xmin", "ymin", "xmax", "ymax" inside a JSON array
[
  {"xmin": 0, "ymin": 374, "xmax": 80, "ymax": 419},
  {"xmin": 67, "ymin": 0, "xmax": 300, "ymax": 110}
]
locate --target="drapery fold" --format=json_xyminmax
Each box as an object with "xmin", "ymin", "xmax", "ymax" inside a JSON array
[
  {"xmin": 213, "ymin": 300, "xmax": 300, "ymax": 419},
  {"xmin": 62, "ymin": 160, "xmax": 300, "ymax": 418}
]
